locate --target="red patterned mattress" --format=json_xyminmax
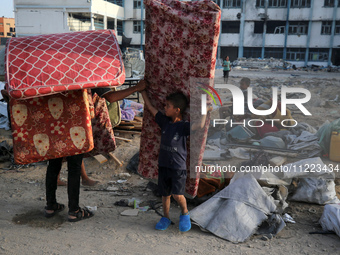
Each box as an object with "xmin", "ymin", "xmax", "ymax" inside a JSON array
[
  {"xmin": 138, "ymin": 0, "xmax": 221, "ymax": 198},
  {"xmin": 5, "ymin": 30, "xmax": 125, "ymax": 99},
  {"xmin": 9, "ymin": 90, "xmax": 94, "ymax": 165}
]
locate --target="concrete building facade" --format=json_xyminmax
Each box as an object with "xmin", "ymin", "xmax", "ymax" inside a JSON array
[
  {"xmin": 14, "ymin": 0, "xmax": 124, "ymax": 43},
  {"xmin": 13, "ymin": 0, "xmax": 340, "ymax": 66},
  {"xmin": 0, "ymin": 17, "xmax": 15, "ymax": 44},
  {"xmin": 214, "ymin": 0, "xmax": 340, "ymax": 66}
]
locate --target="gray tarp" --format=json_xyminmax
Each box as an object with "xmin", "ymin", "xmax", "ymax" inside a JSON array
[
  {"xmin": 190, "ymin": 174, "xmax": 276, "ymax": 243},
  {"xmin": 231, "ymin": 157, "xmax": 339, "ymax": 205},
  {"xmin": 319, "ymin": 204, "xmax": 340, "ymax": 237}
]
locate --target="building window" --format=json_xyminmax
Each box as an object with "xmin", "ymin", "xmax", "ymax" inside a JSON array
[
  {"xmin": 134, "ymin": 0, "xmax": 141, "ymax": 9},
  {"xmin": 222, "ymin": 21, "xmax": 240, "ymax": 33},
  {"xmin": 106, "ymin": 0, "xmax": 123, "ymax": 7},
  {"xmin": 223, "ymin": 0, "xmax": 241, "ymax": 8},
  {"xmin": 0, "ymin": 32, "xmax": 3, "ymax": 35},
  {"xmin": 291, "ymin": 0, "xmax": 311, "ymax": 8},
  {"xmin": 117, "ymin": 20, "xmax": 123, "ymax": 36},
  {"xmin": 10, "ymin": 27, "xmax": 15, "ymax": 32},
  {"xmin": 288, "ymin": 21, "xmax": 308, "ymax": 35},
  {"xmin": 286, "ymin": 48, "xmax": 306, "ymax": 61},
  {"xmin": 212, "ymin": 0, "xmax": 221, "ymax": 5},
  {"xmin": 256, "ymin": 0, "xmax": 287, "ymax": 7},
  {"xmin": 0, "ymin": 23, "xmax": 3, "ymax": 26},
  {"xmin": 6, "ymin": 23, "xmax": 10, "ymax": 26},
  {"xmin": 324, "ymin": 0, "xmax": 334, "ymax": 7},
  {"xmin": 267, "ymin": 21, "xmax": 286, "ymax": 33},
  {"xmin": 321, "ymin": 21, "xmax": 332, "ymax": 35},
  {"xmin": 254, "ymin": 21, "xmax": 264, "ymax": 34},
  {"xmin": 309, "ymin": 48, "xmax": 329, "ymax": 62},
  {"xmin": 133, "ymin": 21, "xmax": 141, "ymax": 33},
  {"xmin": 265, "ymin": 47, "xmax": 283, "ymax": 59},
  {"xmin": 336, "ymin": 21, "xmax": 340, "ymax": 34},
  {"xmin": 7, "ymin": 32, "xmax": 12, "ymax": 36},
  {"xmin": 244, "ymin": 47, "xmax": 262, "ymax": 58}
]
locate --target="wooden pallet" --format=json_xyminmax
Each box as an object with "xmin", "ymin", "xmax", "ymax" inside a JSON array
[{"xmin": 114, "ymin": 117, "xmax": 142, "ymax": 131}]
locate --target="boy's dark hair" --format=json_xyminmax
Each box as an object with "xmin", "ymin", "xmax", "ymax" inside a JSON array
[
  {"xmin": 166, "ymin": 92, "xmax": 189, "ymax": 114},
  {"xmin": 240, "ymin": 77, "xmax": 250, "ymax": 87}
]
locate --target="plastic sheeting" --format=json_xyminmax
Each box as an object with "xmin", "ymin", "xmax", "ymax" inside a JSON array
[
  {"xmin": 319, "ymin": 204, "xmax": 340, "ymax": 237},
  {"xmin": 190, "ymin": 174, "xmax": 276, "ymax": 243},
  {"xmin": 231, "ymin": 157, "xmax": 339, "ymax": 205},
  {"xmin": 286, "ymin": 131, "xmax": 322, "ymax": 157}
]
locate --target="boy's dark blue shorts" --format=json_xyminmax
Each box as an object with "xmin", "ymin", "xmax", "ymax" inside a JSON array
[{"xmin": 158, "ymin": 167, "xmax": 187, "ymax": 196}]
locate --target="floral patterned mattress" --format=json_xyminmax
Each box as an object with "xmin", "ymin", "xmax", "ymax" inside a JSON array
[
  {"xmin": 138, "ymin": 0, "xmax": 221, "ymax": 198},
  {"xmin": 5, "ymin": 30, "xmax": 125, "ymax": 100},
  {"xmin": 9, "ymin": 90, "xmax": 94, "ymax": 164}
]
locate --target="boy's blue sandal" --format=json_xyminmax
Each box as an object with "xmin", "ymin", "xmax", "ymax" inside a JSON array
[
  {"xmin": 179, "ymin": 213, "xmax": 191, "ymax": 232},
  {"xmin": 155, "ymin": 217, "xmax": 171, "ymax": 230}
]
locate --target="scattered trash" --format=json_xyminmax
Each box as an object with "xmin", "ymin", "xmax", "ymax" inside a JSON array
[
  {"xmin": 256, "ymin": 214, "xmax": 285, "ymax": 237},
  {"xmin": 282, "ymin": 213, "xmax": 296, "ymax": 224},
  {"xmin": 85, "ymin": 206, "xmax": 97, "ymax": 212},
  {"xmin": 120, "ymin": 209, "xmax": 139, "ymax": 216},
  {"xmin": 118, "ymin": 173, "xmax": 131, "ymax": 179},
  {"xmin": 138, "ymin": 206, "xmax": 149, "ymax": 212},
  {"xmin": 290, "ymin": 177, "xmax": 339, "ymax": 205},
  {"xmin": 191, "ymin": 175, "xmax": 276, "ymax": 243},
  {"xmin": 231, "ymin": 57, "xmax": 291, "ymax": 70},
  {"xmin": 114, "ymin": 199, "xmax": 130, "ymax": 207},
  {"xmin": 126, "ymin": 152, "xmax": 139, "ymax": 174},
  {"xmin": 106, "ymin": 186, "xmax": 119, "ymax": 191},
  {"xmin": 269, "ymin": 156, "xmax": 287, "ymax": 166},
  {"xmin": 319, "ymin": 204, "xmax": 340, "ymax": 238},
  {"xmin": 117, "ymin": 179, "xmax": 127, "ymax": 184},
  {"xmin": 114, "ymin": 198, "xmax": 141, "ymax": 209},
  {"xmin": 260, "ymin": 234, "xmax": 273, "ymax": 241}
]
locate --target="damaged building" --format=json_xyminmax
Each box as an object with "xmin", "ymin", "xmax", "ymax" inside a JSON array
[
  {"xmin": 214, "ymin": 0, "xmax": 340, "ymax": 67},
  {"xmin": 12, "ymin": 0, "xmax": 340, "ymax": 66}
]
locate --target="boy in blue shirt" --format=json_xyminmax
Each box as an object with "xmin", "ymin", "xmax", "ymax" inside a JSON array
[{"xmin": 141, "ymin": 81, "xmax": 209, "ymax": 232}]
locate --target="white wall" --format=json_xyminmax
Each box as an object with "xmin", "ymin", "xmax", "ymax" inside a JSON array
[
  {"xmin": 220, "ymin": 8, "xmax": 240, "ymax": 20},
  {"xmin": 124, "ymin": 1, "xmax": 145, "ymax": 20},
  {"xmin": 14, "ymin": 0, "xmax": 124, "ymax": 37},
  {"xmin": 265, "ymin": 34, "xmax": 285, "ymax": 47},
  {"xmin": 124, "ymin": 20, "xmax": 144, "ymax": 45},
  {"xmin": 14, "ymin": 0, "xmax": 91, "ymax": 36},
  {"xmin": 289, "ymin": 8, "xmax": 310, "ymax": 21},
  {"xmin": 219, "ymin": 34, "xmax": 239, "ymax": 47},
  {"xmin": 91, "ymin": 0, "xmax": 124, "ymax": 19},
  {"xmin": 243, "ymin": 22, "xmax": 261, "ymax": 47},
  {"xmin": 16, "ymin": 9, "xmax": 68, "ymax": 36},
  {"xmin": 287, "ymin": 35, "xmax": 308, "ymax": 47},
  {"xmin": 15, "ymin": 0, "xmax": 90, "ymax": 7}
]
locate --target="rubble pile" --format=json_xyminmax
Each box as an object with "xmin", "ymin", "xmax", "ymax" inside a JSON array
[{"xmin": 232, "ymin": 57, "xmax": 291, "ymax": 70}]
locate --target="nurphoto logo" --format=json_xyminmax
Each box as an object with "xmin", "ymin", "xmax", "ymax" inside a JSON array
[{"xmin": 201, "ymin": 84, "xmax": 312, "ymax": 128}]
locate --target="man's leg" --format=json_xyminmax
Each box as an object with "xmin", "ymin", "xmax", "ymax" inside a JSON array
[
  {"xmin": 155, "ymin": 167, "xmax": 172, "ymax": 230},
  {"xmin": 66, "ymin": 154, "xmax": 83, "ymax": 212},
  {"xmin": 162, "ymin": 195, "xmax": 171, "ymax": 219},
  {"xmin": 172, "ymin": 195, "xmax": 188, "ymax": 215},
  {"xmin": 81, "ymin": 161, "xmax": 99, "ymax": 186},
  {"xmin": 171, "ymin": 170, "xmax": 191, "ymax": 232},
  {"xmin": 173, "ymin": 194, "xmax": 191, "ymax": 232},
  {"xmin": 46, "ymin": 157, "xmax": 63, "ymax": 210}
]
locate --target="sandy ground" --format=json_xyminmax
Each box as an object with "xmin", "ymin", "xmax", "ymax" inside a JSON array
[{"xmin": 1, "ymin": 69, "xmax": 340, "ymax": 255}]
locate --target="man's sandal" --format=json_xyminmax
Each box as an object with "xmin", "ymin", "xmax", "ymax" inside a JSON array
[
  {"xmin": 68, "ymin": 207, "xmax": 94, "ymax": 222},
  {"xmin": 44, "ymin": 203, "xmax": 65, "ymax": 218}
]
